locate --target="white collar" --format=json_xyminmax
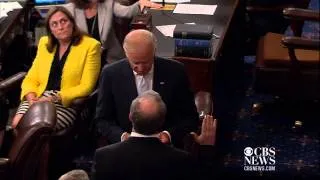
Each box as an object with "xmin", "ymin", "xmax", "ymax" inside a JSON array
[
  {"xmin": 133, "ymin": 64, "xmax": 154, "ymax": 77},
  {"xmin": 130, "ymin": 132, "xmax": 159, "ymax": 138}
]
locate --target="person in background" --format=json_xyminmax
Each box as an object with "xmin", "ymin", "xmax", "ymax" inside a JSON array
[
  {"xmin": 94, "ymin": 29, "xmax": 199, "ymax": 148},
  {"xmin": 66, "ymin": 0, "xmax": 162, "ymax": 65},
  {"xmin": 93, "ymin": 90, "xmax": 217, "ymax": 180},
  {"xmin": 11, "ymin": 6, "xmax": 101, "ymax": 131}
]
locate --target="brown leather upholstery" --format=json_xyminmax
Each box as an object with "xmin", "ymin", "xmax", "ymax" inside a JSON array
[
  {"xmin": 254, "ymin": 8, "xmax": 320, "ymax": 100},
  {"xmin": 0, "ymin": 72, "xmax": 26, "ymax": 97},
  {"xmin": 0, "ymin": 72, "xmax": 26, "ymax": 150},
  {"xmin": 0, "ymin": 101, "xmax": 56, "ymax": 180}
]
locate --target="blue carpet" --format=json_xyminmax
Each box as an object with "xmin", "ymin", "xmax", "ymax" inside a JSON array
[{"xmin": 220, "ymin": 1, "xmax": 319, "ymax": 178}]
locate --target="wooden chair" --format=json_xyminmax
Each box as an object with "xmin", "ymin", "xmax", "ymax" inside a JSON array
[
  {"xmin": 253, "ymin": 7, "xmax": 320, "ymax": 111},
  {"xmin": 245, "ymin": 0, "xmax": 311, "ymax": 54}
]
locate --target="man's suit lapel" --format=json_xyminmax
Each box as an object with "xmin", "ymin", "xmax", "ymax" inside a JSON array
[
  {"xmin": 121, "ymin": 61, "xmax": 138, "ymax": 99},
  {"xmin": 153, "ymin": 58, "xmax": 166, "ymax": 95}
]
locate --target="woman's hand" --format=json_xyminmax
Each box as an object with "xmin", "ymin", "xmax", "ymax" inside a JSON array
[
  {"xmin": 139, "ymin": 0, "xmax": 163, "ymax": 11},
  {"xmin": 25, "ymin": 92, "xmax": 38, "ymax": 105},
  {"xmin": 38, "ymin": 94, "xmax": 61, "ymax": 103},
  {"xmin": 38, "ymin": 96, "xmax": 53, "ymax": 102}
]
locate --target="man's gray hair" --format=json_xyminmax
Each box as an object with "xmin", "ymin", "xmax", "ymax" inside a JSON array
[
  {"xmin": 130, "ymin": 90, "xmax": 166, "ymax": 135},
  {"xmin": 123, "ymin": 29, "xmax": 157, "ymax": 54},
  {"xmin": 58, "ymin": 169, "xmax": 89, "ymax": 180}
]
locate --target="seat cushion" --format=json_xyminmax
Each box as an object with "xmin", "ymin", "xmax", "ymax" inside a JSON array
[{"xmin": 257, "ymin": 32, "xmax": 319, "ymax": 68}]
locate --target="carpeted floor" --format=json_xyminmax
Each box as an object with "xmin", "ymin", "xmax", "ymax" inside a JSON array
[{"xmin": 217, "ymin": 0, "xmax": 319, "ymax": 179}]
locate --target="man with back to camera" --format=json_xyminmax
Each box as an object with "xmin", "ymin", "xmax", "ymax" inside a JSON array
[
  {"xmin": 94, "ymin": 29, "xmax": 199, "ymax": 147},
  {"xmin": 93, "ymin": 90, "xmax": 217, "ymax": 180}
]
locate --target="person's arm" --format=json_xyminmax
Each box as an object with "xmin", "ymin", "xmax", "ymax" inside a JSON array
[
  {"xmin": 20, "ymin": 38, "xmax": 45, "ymax": 101},
  {"xmin": 94, "ymin": 68, "xmax": 125, "ymax": 144},
  {"xmin": 191, "ymin": 116, "xmax": 217, "ymax": 179},
  {"xmin": 113, "ymin": 1, "xmax": 140, "ymax": 18},
  {"xmin": 58, "ymin": 40, "xmax": 101, "ymax": 107},
  {"xmin": 113, "ymin": 0, "xmax": 162, "ymax": 18}
]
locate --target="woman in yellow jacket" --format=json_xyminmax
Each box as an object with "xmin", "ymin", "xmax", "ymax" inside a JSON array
[{"xmin": 11, "ymin": 6, "xmax": 101, "ymax": 131}]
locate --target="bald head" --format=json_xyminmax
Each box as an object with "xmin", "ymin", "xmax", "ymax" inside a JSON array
[
  {"xmin": 123, "ymin": 30, "xmax": 157, "ymax": 75},
  {"xmin": 130, "ymin": 90, "xmax": 166, "ymax": 135},
  {"xmin": 123, "ymin": 29, "xmax": 157, "ymax": 54}
]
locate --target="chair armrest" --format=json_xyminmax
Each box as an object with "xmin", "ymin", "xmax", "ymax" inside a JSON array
[
  {"xmin": 283, "ymin": 8, "xmax": 320, "ymax": 22},
  {"xmin": 246, "ymin": 5, "xmax": 291, "ymax": 13},
  {"xmin": 0, "ymin": 72, "xmax": 26, "ymax": 96},
  {"xmin": 282, "ymin": 36, "xmax": 320, "ymax": 50},
  {"xmin": 69, "ymin": 89, "xmax": 99, "ymax": 110}
]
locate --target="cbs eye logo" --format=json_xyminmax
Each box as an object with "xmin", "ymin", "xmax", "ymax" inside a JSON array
[{"xmin": 244, "ymin": 147, "xmax": 253, "ymax": 156}]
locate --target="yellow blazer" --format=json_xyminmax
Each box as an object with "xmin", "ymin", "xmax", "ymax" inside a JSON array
[{"xmin": 21, "ymin": 35, "xmax": 101, "ymax": 107}]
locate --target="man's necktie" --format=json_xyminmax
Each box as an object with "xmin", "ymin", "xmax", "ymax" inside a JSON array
[{"xmin": 138, "ymin": 76, "xmax": 150, "ymax": 95}]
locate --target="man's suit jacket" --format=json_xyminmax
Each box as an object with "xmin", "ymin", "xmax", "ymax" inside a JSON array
[
  {"xmin": 93, "ymin": 137, "xmax": 195, "ymax": 180},
  {"xmin": 65, "ymin": 1, "xmax": 140, "ymax": 63},
  {"xmin": 95, "ymin": 57, "xmax": 199, "ymax": 146}
]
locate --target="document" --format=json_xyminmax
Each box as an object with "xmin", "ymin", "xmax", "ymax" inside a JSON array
[
  {"xmin": 173, "ymin": 4, "xmax": 217, "ymax": 15},
  {"xmin": 155, "ymin": 22, "xmax": 196, "ymax": 37},
  {"xmin": 156, "ymin": 25, "xmax": 176, "ymax": 37}
]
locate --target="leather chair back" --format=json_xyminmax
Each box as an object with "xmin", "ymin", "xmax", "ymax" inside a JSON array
[{"xmin": 8, "ymin": 102, "xmax": 56, "ymax": 180}]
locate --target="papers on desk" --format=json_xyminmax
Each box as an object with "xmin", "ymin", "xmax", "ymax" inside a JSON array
[
  {"xmin": 151, "ymin": 0, "xmax": 190, "ymax": 3},
  {"xmin": 156, "ymin": 25, "xmax": 176, "ymax": 37},
  {"xmin": 155, "ymin": 22, "xmax": 195, "ymax": 37},
  {"xmin": 173, "ymin": 4, "xmax": 217, "ymax": 15},
  {"xmin": 0, "ymin": 1, "xmax": 22, "ymax": 19}
]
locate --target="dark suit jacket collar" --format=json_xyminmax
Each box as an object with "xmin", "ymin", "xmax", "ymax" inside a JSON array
[
  {"xmin": 153, "ymin": 57, "xmax": 166, "ymax": 95},
  {"xmin": 127, "ymin": 136, "xmax": 162, "ymax": 145},
  {"xmin": 121, "ymin": 60, "xmax": 138, "ymax": 97}
]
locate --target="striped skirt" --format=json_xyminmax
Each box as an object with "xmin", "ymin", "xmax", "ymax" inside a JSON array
[{"xmin": 16, "ymin": 90, "xmax": 77, "ymax": 131}]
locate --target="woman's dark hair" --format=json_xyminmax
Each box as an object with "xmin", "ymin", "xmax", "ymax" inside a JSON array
[
  {"xmin": 69, "ymin": 0, "xmax": 105, "ymax": 9},
  {"xmin": 45, "ymin": 6, "xmax": 84, "ymax": 52}
]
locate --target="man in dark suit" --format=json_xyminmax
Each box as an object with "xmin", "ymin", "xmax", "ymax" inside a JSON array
[
  {"xmin": 94, "ymin": 29, "xmax": 199, "ymax": 147},
  {"xmin": 93, "ymin": 90, "xmax": 216, "ymax": 180}
]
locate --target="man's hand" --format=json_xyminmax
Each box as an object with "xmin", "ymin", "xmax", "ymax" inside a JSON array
[
  {"xmin": 191, "ymin": 115, "xmax": 217, "ymax": 145},
  {"xmin": 121, "ymin": 132, "xmax": 130, "ymax": 142},
  {"xmin": 139, "ymin": 0, "xmax": 163, "ymax": 11},
  {"xmin": 158, "ymin": 131, "xmax": 170, "ymax": 144}
]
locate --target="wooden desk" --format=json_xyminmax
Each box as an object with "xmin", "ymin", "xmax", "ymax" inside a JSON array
[{"xmin": 151, "ymin": 0, "xmax": 246, "ymax": 93}]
